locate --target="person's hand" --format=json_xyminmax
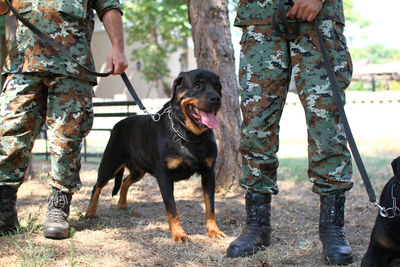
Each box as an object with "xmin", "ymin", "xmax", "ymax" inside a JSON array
[
  {"xmin": 286, "ymin": 0, "xmax": 323, "ymax": 22},
  {"xmin": 107, "ymin": 48, "xmax": 128, "ymax": 75}
]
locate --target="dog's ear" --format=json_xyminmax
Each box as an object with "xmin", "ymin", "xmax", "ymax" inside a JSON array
[
  {"xmin": 391, "ymin": 156, "xmax": 400, "ymax": 178},
  {"xmin": 172, "ymin": 72, "xmax": 186, "ymax": 98}
]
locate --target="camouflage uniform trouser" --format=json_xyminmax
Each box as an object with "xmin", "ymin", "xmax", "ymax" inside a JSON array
[
  {"xmin": 0, "ymin": 73, "xmax": 94, "ymax": 193},
  {"xmin": 239, "ymin": 20, "xmax": 354, "ymax": 196}
]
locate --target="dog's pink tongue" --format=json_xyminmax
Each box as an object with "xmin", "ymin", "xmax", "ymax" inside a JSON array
[{"xmin": 199, "ymin": 111, "xmax": 218, "ymax": 129}]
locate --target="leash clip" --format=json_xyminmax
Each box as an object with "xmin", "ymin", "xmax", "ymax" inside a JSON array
[
  {"xmin": 374, "ymin": 201, "xmax": 389, "ymax": 218},
  {"xmin": 150, "ymin": 106, "xmax": 171, "ymax": 122},
  {"xmin": 373, "ymin": 201, "xmax": 392, "ymax": 218},
  {"xmin": 374, "ymin": 184, "xmax": 400, "ymax": 218}
]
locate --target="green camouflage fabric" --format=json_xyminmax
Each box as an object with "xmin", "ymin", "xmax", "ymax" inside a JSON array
[
  {"xmin": 0, "ymin": 73, "xmax": 94, "ymax": 193},
  {"xmin": 235, "ymin": 0, "xmax": 345, "ymax": 27},
  {"xmin": 2, "ymin": 0, "xmax": 122, "ymax": 84},
  {"xmin": 0, "ymin": 0, "xmax": 121, "ymax": 192},
  {"xmin": 238, "ymin": 20, "xmax": 354, "ymax": 196}
]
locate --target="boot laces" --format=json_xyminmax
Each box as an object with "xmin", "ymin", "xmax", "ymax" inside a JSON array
[
  {"xmin": 46, "ymin": 190, "xmax": 70, "ymax": 223},
  {"xmin": 49, "ymin": 191, "xmax": 69, "ymax": 210},
  {"xmin": 46, "ymin": 209, "xmax": 67, "ymax": 224}
]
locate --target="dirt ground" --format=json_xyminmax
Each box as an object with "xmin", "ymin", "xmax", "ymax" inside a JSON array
[{"xmin": 1, "ymin": 155, "xmax": 400, "ymax": 267}]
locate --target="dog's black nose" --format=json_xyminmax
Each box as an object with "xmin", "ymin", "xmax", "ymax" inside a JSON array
[{"xmin": 209, "ymin": 95, "xmax": 221, "ymax": 103}]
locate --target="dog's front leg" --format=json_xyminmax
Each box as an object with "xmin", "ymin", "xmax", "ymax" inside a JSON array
[
  {"xmin": 201, "ymin": 169, "xmax": 225, "ymax": 239},
  {"xmin": 157, "ymin": 177, "xmax": 189, "ymax": 242}
]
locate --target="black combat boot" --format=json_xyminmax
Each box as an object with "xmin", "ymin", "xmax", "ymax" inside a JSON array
[
  {"xmin": 319, "ymin": 193, "xmax": 354, "ymax": 265},
  {"xmin": 226, "ymin": 192, "xmax": 271, "ymax": 258},
  {"xmin": 43, "ymin": 187, "xmax": 72, "ymax": 239},
  {"xmin": 0, "ymin": 186, "xmax": 19, "ymax": 235}
]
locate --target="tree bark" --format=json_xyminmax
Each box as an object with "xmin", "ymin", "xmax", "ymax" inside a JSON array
[{"xmin": 188, "ymin": 0, "xmax": 242, "ymax": 189}]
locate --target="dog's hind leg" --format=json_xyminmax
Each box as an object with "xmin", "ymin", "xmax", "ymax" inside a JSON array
[
  {"xmin": 85, "ymin": 163, "xmax": 126, "ymax": 218},
  {"xmin": 85, "ymin": 182, "xmax": 108, "ymax": 218},
  {"xmin": 118, "ymin": 166, "xmax": 145, "ymax": 210}
]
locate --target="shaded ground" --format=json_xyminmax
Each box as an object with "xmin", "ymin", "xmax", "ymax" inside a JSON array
[{"xmin": 1, "ymin": 142, "xmax": 400, "ymax": 267}]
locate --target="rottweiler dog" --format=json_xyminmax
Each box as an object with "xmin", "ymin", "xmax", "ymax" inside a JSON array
[
  {"xmin": 361, "ymin": 156, "xmax": 400, "ymax": 267},
  {"xmin": 85, "ymin": 69, "xmax": 225, "ymax": 242}
]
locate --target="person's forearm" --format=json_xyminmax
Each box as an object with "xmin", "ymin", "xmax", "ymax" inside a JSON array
[
  {"xmin": 101, "ymin": 8, "xmax": 128, "ymax": 75},
  {"xmin": 102, "ymin": 9, "xmax": 125, "ymax": 52},
  {"xmin": 0, "ymin": 0, "xmax": 9, "ymax": 15}
]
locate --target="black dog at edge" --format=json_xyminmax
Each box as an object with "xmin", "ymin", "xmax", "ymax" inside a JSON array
[
  {"xmin": 85, "ymin": 69, "xmax": 225, "ymax": 242},
  {"xmin": 362, "ymin": 156, "xmax": 400, "ymax": 266}
]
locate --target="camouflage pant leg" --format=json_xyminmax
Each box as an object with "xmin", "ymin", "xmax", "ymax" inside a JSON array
[
  {"xmin": 0, "ymin": 73, "xmax": 94, "ymax": 193},
  {"xmin": 291, "ymin": 21, "xmax": 353, "ymax": 195},
  {"xmin": 0, "ymin": 74, "xmax": 47, "ymax": 188},
  {"xmin": 238, "ymin": 25, "xmax": 291, "ymax": 195},
  {"xmin": 45, "ymin": 76, "xmax": 94, "ymax": 193},
  {"xmin": 238, "ymin": 22, "xmax": 353, "ymax": 196}
]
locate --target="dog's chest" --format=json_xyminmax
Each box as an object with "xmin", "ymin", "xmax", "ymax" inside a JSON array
[{"xmin": 164, "ymin": 142, "xmax": 215, "ymax": 180}]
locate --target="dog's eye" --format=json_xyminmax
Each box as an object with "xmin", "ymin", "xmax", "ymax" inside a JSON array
[{"xmin": 193, "ymin": 84, "xmax": 200, "ymax": 90}]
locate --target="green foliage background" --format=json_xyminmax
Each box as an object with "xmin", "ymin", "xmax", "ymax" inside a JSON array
[{"xmin": 122, "ymin": 0, "xmax": 191, "ymax": 92}]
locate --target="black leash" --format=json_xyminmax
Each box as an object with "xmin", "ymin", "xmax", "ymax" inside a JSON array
[
  {"xmin": 120, "ymin": 72, "xmax": 146, "ymax": 111},
  {"xmin": 273, "ymin": 0, "xmax": 378, "ymax": 205},
  {"xmin": 5, "ymin": 0, "xmax": 112, "ymax": 77},
  {"xmin": 6, "ymin": 0, "xmax": 148, "ymax": 112},
  {"xmin": 313, "ymin": 20, "xmax": 377, "ymax": 204}
]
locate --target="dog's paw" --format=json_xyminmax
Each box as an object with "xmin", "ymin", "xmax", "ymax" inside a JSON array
[
  {"xmin": 207, "ymin": 227, "xmax": 226, "ymax": 239},
  {"xmin": 84, "ymin": 212, "xmax": 98, "ymax": 219},
  {"xmin": 117, "ymin": 200, "xmax": 128, "ymax": 210},
  {"xmin": 171, "ymin": 231, "xmax": 190, "ymax": 243},
  {"xmin": 117, "ymin": 204, "xmax": 128, "ymax": 210},
  {"xmin": 206, "ymin": 221, "xmax": 225, "ymax": 239}
]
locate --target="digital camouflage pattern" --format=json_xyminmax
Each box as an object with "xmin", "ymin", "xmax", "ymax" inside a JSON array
[
  {"xmin": 0, "ymin": 73, "xmax": 94, "ymax": 192},
  {"xmin": 237, "ymin": 4, "xmax": 354, "ymax": 196},
  {"xmin": 2, "ymin": 0, "xmax": 122, "ymax": 83},
  {"xmin": 0, "ymin": 0, "xmax": 121, "ymax": 193},
  {"xmin": 234, "ymin": 0, "xmax": 345, "ymax": 27}
]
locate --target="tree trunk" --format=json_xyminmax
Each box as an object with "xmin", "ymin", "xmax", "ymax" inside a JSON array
[{"xmin": 188, "ymin": 0, "xmax": 242, "ymax": 189}]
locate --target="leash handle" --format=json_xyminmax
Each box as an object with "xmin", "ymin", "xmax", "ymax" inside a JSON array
[
  {"xmin": 120, "ymin": 72, "xmax": 146, "ymax": 111},
  {"xmin": 313, "ymin": 20, "xmax": 377, "ymax": 204},
  {"xmin": 5, "ymin": 0, "xmax": 113, "ymax": 77}
]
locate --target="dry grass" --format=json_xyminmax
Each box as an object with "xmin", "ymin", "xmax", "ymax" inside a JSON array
[{"xmin": 1, "ymin": 138, "xmax": 400, "ymax": 267}]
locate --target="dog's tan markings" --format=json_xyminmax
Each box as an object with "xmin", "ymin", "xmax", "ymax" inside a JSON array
[
  {"xmin": 181, "ymin": 98, "xmax": 207, "ymax": 135},
  {"xmin": 85, "ymin": 183, "xmax": 107, "ymax": 218},
  {"xmin": 112, "ymin": 163, "xmax": 126, "ymax": 177},
  {"xmin": 86, "ymin": 163, "xmax": 127, "ymax": 217},
  {"xmin": 167, "ymin": 211, "xmax": 190, "ymax": 242},
  {"xmin": 204, "ymin": 157, "xmax": 215, "ymax": 168},
  {"xmin": 118, "ymin": 175, "xmax": 133, "ymax": 210},
  {"xmin": 377, "ymin": 236, "xmax": 396, "ymax": 250},
  {"xmin": 177, "ymin": 92, "xmax": 185, "ymax": 99},
  {"xmin": 166, "ymin": 157, "xmax": 184, "ymax": 169},
  {"xmin": 119, "ymin": 167, "xmax": 145, "ymax": 210},
  {"xmin": 203, "ymin": 193, "xmax": 225, "ymax": 239}
]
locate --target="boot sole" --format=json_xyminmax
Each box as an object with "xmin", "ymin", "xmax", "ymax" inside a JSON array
[
  {"xmin": 43, "ymin": 230, "xmax": 69, "ymax": 240},
  {"xmin": 226, "ymin": 242, "xmax": 270, "ymax": 258},
  {"xmin": 324, "ymin": 254, "xmax": 354, "ymax": 266}
]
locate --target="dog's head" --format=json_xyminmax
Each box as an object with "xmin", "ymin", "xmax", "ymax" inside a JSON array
[{"xmin": 170, "ymin": 69, "xmax": 222, "ymax": 135}]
